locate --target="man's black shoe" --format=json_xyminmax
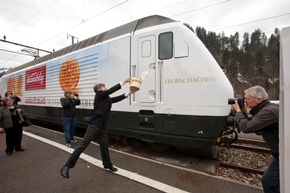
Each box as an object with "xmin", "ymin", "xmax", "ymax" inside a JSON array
[
  {"xmin": 104, "ymin": 165, "xmax": 118, "ymax": 172},
  {"xmin": 60, "ymin": 165, "xmax": 70, "ymax": 178},
  {"xmin": 15, "ymin": 148, "xmax": 25, "ymax": 151},
  {"xmin": 6, "ymin": 152, "xmax": 12, "ymax": 156}
]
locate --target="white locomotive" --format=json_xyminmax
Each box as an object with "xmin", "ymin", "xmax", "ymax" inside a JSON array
[{"xmin": 0, "ymin": 15, "xmax": 234, "ymax": 157}]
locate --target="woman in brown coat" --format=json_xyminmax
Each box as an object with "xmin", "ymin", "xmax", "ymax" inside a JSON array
[{"xmin": 0, "ymin": 97, "xmax": 25, "ymax": 155}]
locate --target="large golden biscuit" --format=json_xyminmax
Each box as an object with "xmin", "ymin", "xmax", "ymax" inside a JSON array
[{"xmin": 59, "ymin": 58, "xmax": 80, "ymax": 91}]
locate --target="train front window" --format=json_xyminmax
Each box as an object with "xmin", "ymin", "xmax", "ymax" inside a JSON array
[{"xmin": 158, "ymin": 32, "xmax": 173, "ymax": 60}]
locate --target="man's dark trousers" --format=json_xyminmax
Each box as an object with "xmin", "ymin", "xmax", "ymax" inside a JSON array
[{"xmin": 66, "ymin": 124, "xmax": 113, "ymax": 168}]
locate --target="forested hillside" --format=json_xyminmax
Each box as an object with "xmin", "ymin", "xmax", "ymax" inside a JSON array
[{"xmin": 184, "ymin": 23, "xmax": 280, "ymax": 100}]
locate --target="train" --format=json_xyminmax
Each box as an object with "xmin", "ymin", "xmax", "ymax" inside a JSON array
[{"xmin": 0, "ymin": 15, "xmax": 234, "ymax": 158}]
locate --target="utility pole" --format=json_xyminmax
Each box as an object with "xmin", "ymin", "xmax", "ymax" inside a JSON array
[{"xmin": 67, "ymin": 34, "xmax": 78, "ymax": 45}]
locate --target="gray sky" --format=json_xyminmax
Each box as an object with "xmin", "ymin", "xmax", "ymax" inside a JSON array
[{"xmin": 1, "ymin": 0, "xmax": 290, "ymax": 69}]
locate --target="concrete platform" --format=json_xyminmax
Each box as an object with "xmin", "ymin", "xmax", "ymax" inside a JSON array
[{"xmin": 0, "ymin": 125, "xmax": 264, "ymax": 193}]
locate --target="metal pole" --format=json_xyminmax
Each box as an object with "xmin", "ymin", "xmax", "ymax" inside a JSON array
[{"xmin": 0, "ymin": 39, "xmax": 52, "ymax": 54}]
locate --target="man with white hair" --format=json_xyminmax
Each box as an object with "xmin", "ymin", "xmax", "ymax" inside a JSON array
[{"xmin": 231, "ymin": 85, "xmax": 279, "ymax": 193}]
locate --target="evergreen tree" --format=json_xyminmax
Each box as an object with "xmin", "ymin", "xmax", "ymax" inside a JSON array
[
  {"xmin": 242, "ymin": 32, "xmax": 250, "ymax": 52},
  {"xmin": 195, "ymin": 26, "xmax": 207, "ymax": 44},
  {"xmin": 183, "ymin": 23, "xmax": 280, "ymax": 99}
]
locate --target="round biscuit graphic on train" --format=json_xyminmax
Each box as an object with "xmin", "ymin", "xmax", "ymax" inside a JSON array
[{"xmin": 59, "ymin": 58, "xmax": 80, "ymax": 91}]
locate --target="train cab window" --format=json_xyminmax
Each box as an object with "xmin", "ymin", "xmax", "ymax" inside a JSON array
[
  {"xmin": 174, "ymin": 41, "xmax": 189, "ymax": 58},
  {"xmin": 158, "ymin": 32, "xmax": 173, "ymax": 60},
  {"xmin": 141, "ymin": 40, "xmax": 152, "ymax": 58}
]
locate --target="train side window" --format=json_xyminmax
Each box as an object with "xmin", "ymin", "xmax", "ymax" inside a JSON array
[
  {"xmin": 158, "ymin": 32, "xmax": 173, "ymax": 60},
  {"xmin": 174, "ymin": 41, "xmax": 189, "ymax": 58}
]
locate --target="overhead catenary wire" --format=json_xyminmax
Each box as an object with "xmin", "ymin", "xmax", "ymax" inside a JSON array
[
  {"xmin": 138, "ymin": 0, "xmax": 189, "ymax": 17},
  {"xmin": 1, "ymin": 0, "xmax": 59, "ymax": 66},
  {"xmin": 0, "ymin": 49, "xmax": 33, "ymax": 57},
  {"xmin": 210, "ymin": 12, "xmax": 290, "ymax": 32},
  {"xmin": 0, "ymin": 54, "xmax": 17, "ymax": 66},
  {"xmin": 6, "ymin": 0, "xmax": 59, "ymax": 34},
  {"xmin": 36, "ymin": 0, "xmax": 129, "ymax": 46},
  {"xmin": 170, "ymin": 0, "xmax": 230, "ymax": 17},
  {"xmin": 0, "ymin": 0, "xmax": 129, "ymax": 65}
]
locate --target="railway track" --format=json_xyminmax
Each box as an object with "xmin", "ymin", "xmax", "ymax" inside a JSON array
[
  {"xmin": 235, "ymin": 138, "xmax": 268, "ymax": 148},
  {"xmin": 218, "ymin": 139, "xmax": 272, "ymax": 186},
  {"xmin": 219, "ymin": 162, "xmax": 265, "ymax": 175},
  {"xmin": 229, "ymin": 143, "xmax": 271, "ymax": 154}
]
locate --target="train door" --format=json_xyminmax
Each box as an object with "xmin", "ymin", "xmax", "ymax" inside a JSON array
[{"xmin": 132, "ymin": 35, "xmax": 156, "ymax": 104}]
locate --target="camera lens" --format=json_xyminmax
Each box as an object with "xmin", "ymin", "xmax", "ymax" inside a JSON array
[
  {"xmin": 228, "ymin": 98, "xmax": 235, "ymax": 105},
  {"xmin": 237, "ymin": 97, "xmax": 245, "ymax": 109}
]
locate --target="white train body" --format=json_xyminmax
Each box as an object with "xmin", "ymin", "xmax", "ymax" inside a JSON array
[{"xmin": 0, "ymin": 15, "xmax": 234, "ymax": 157}]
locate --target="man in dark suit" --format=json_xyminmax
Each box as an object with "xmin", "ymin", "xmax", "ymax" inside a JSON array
[{"xmin": 60, "ymin": 77, "xmax": 136, "ymax": 178}]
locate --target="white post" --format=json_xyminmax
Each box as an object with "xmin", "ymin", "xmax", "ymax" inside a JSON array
[{"xmin": 279, "ymin": 26, "xmax": 290, "ymax": 193}]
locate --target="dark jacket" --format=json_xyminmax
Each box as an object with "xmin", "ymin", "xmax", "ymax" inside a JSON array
[
  {"xmin": 12, "ymin": 96, "xmax": 21, "ymax": 106},
  {"xmin": 4, "ymin": 92, "xmax": 21, "ymax": 105},
  {"xmin": 89, "ymin": 83, "xmax": 127, "ymax": 128},
  {"xmin": 0, "ymin": 106, "xmax": 25, "ymax": 128},
  {"xmin": 235, "ymin": 100, "xmax": 279, "ymax": 159},
  {"xmin": 60, "ymin": 97, "xmax": 81, "ymax": 117}
]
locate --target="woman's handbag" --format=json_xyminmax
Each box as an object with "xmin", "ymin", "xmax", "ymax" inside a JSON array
[{"xmin": 22, "ymin": 115, "xmax": 32, "ymax": 126}]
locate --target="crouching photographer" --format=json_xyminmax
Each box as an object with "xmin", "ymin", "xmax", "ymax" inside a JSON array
[{"xmin": 231, "ymin": 85, "xmax": 279, "ymax": 193}]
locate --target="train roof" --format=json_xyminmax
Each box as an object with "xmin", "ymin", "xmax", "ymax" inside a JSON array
[{"xmin": 5, "ymin": 15, "xmax": 175, "ymax": 75}]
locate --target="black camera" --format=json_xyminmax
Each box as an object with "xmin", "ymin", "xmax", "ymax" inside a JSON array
[
  {"xmin": 74, "ymin": 93, "xmax": 79, "ymax": 97},
  {"xmin": 228, "ymin": 96, "xmax": 245, "ymax": 109}
]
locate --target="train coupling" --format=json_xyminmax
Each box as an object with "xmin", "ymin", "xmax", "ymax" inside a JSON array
[{"xmin": 215, "ymin": 116, "xmax": 238, "ymax": 147}]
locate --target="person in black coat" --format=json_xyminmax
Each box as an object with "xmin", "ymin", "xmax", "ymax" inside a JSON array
[
  {"xmin": 0, "ymin": 94, "xmax": 3, "ymax": 107},
  {"xmin": 60, "ymin": 90, "xmax": 81, "ymax": 147},
  {"xmin": 60, "ymin": 77, "xmax": 137, "ymax": 178},
  {"xmin": 5, "ymin": 91, "xmax": 21, "ymax": 106},
  {"xmin": 0, "ymin": 97, "xmax": 26, "ymax": 155}
]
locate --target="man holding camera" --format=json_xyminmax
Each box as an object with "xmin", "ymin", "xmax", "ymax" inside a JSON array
[
  {"xmin": 231, "ymin": 85, "xmax": 279, "ymax": 193},
  {"xmin": 60, "ymin": 90, "xmax": 81, "ymax": 147}
]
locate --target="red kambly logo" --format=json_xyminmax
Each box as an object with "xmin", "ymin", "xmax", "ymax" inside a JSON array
[{"xmin": 25, "ymin": 66, "xmax": 46, "ymax": 90}]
